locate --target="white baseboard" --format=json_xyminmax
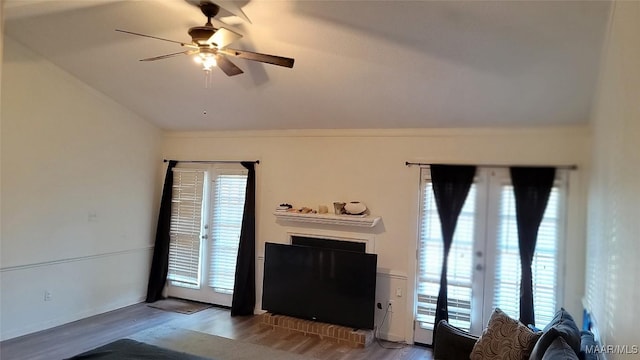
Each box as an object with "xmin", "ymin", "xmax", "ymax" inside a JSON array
[{"xmin": 375, "ymin": 331, "xmax": 406, "ymax": 343}]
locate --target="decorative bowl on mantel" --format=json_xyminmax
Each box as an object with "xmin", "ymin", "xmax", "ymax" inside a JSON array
[{"xmin": 344, "ymin": 201, "xmax": 367, "ymax": 215}]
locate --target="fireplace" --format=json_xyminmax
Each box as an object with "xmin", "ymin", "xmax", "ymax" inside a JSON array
[
  {"xmin": 291, "ymin": 235, "xmax": 366, "ymax": 253},
  {"xmin": 285, "ymin": 229, "xmax": 375, "ymax": 254}
]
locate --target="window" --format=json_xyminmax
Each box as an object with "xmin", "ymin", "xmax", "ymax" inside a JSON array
[
  {"xmin": 167, "ymin": 168, "xmax": 205, "ymax": 288},
  {"xmin": 416, "ymin": 184, "xmax": 476, "ymax": 331},
  {"xmin": 208, "ymin": 173, "xmax": 248, "ymax": 294},
  {"xmin": 415, "ymin": 168, "xmax": 566, "ymax": 344},
  {"xmin": 493, "ymin": 185, "xmax": 561, "ymax": 327},
  {"xmin": 166, "ymin": 164, "xmax": 247, "ymax": 306}
]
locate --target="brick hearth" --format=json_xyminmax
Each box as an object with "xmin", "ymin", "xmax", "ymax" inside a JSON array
[{"xmin": 260, "ymin": 313, "xmax": 374, "ymax": 348}]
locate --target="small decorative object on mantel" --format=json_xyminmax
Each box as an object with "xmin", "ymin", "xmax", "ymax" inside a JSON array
[
  {"xmin": 333, "ymin": 202, "xmax": 346, "ymax": 214},
  {"xmin": 277, "ymin": 204, "xmax": 320, "ymax": 214},
  {"xmin": 298, "ymin": 207, "xmax": 316, "ymax": 214},
  {"xmin": 276, "ymin": 203, "xmax": 293, "ymax": 212},
  {"xmin": 344, "ymin": 201, "xmax": 367, "ymax": 215}
]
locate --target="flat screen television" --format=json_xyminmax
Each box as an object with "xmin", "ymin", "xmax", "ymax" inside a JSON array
[{"xmin": 262, "ymin": 242, "xmax": 377, "ymax": 330}]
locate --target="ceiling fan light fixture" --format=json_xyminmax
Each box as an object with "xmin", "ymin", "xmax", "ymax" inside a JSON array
[{"xmin": 194, "ymin": 52, "xmax": 217, "ymax": 71}]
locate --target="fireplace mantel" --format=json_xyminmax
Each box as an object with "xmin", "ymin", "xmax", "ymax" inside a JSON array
[{"xmin": 273, "ymin": 211, "xmax": 381, "ymax": 228}]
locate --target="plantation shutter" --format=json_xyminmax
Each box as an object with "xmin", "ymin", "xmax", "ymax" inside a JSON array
[
  {"xmin": 416, "ymin": 172, "xmax": 476, "ymax": 331},
  {"xmin": 167, "ymin": 168, "xmax": 205, "ymax": 287},
  {"xmin": 208, "ymin": 172, "xmax": 248, "ymax": 294},
  {"xmin": 493, "ymin": 185, "xmax": 561, "ymax": 328}
]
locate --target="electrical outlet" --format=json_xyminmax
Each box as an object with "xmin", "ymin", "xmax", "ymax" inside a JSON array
[
  {"xmin": 388, "ymin": 300, "xmax": 394, "ymax": 313},
  {"xmin": 44, "ymin": 290, "xmax": 52, "ymax": 301}
]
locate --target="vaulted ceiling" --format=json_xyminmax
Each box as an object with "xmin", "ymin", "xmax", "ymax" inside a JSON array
[{"xmin": 3, "ymin": 0, "xmax": 611, "ymax": 131}]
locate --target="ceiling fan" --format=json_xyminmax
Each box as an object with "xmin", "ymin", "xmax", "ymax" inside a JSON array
[{"xmin": 116, "ymin": 1, "xmax": 294, "ymax": 77}]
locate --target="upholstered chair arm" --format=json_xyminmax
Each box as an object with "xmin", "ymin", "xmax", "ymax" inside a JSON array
[{"xmin": 433, "ymin": 320, "xmax": 479, "ymax": 360}]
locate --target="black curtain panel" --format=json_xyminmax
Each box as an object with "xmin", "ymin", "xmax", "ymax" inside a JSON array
[
  {"xmin": 231, "ymin": 162, "xmax": 256, "ymax": 316},
  {"xmin": 431, "ymin": 165, "xmax": 476, "ymax": 334},
  {"xmin": 145, "ymin": 160, "xmax": 178, "ymax": 303},
  {"xmin": 510, "ymin": 166, "xmax": 556, "ymax": 326}
]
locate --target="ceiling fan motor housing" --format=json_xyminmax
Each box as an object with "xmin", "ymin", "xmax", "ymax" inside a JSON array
[
  {"xmin": 188, "ymin": 26, "xmax": 216, "ymax": 45},
  {"xmin": 189, "ymin": 2, "xmax": 222, "ymax": 45}
]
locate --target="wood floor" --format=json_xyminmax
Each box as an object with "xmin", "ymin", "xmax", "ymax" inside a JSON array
[{"xmin": 0, "ymin": 302, "xmax": 433, "ymax": 360}]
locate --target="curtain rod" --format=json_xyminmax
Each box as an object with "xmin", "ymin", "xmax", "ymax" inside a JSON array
[
  {"xmin": 405, "ymin": 162, "xmax": 577, "ymax": 170},
  {"xmin": 164, "ymin": 159, "xmax": 260, "ymax": 164}
]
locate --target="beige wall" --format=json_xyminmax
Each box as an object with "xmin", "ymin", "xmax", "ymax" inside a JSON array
[
  {"xmin": 0, "ymin": 37, "xmax": 162, "ymax": 340},
  {"xmin": 163, "ymin": 127, "xmax": 590, "ymax": 342},
  {"xmin": 586, "ymin": 1, "xmax": 640, "ymax": 357}
]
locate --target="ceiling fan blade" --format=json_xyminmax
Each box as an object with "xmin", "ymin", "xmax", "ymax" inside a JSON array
[
  {"xmin": 215, "ymin": 0, "xmax": 252, "ymax": 24},
  {"xmin": 115, "ymin": 29, "xmax": 195, "ymax": 48},
  {"xmin": 216, "ymin": 55, "xmax": 244, "ymax": 76},
  {"xmin": 206, "ymin": 27, "xmax": 243, "ymax": 48},
  {"xmin": 140, "ymin": 50, "xmax": 197, "ymax": 62},
  {"xmin": 220, "ymin": 48, "xmax": 295, "ymax": 68}
]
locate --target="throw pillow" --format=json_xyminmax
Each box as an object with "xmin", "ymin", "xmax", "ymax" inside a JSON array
[
  {"xmin": 542, "ymin": 336, "xmax": 579, "ymax": 360},
  {"xmin": 542, "ymin": 308, "xmax": 581, "ymax": 356},
  {"xmin": 470, "ymin": 308, "xmax": 541, "ymax": 360},
  {"xmin": 529, "ymin": 327, "xmax": 560, "ymax": 360}
]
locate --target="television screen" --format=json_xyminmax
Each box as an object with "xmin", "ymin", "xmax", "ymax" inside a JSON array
[{"xmin": 262, "ymin": 242, "xmax": 377, "ymax": 330}]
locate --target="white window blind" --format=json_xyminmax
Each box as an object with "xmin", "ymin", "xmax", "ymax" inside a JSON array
[
  {"xmin": 168, "ymin": 168, "xmax": 205, "ymax": 287},
  {"xmin": 208, "ymin": 172, "xmax": 248, "ymax": 294},
  {"xmin": 416, "ymin": 181, "xmax": 476, "ymax": 331},
  {"xmin": 493, "ymin": 186, "xmax": 560, "ymax": 328}
]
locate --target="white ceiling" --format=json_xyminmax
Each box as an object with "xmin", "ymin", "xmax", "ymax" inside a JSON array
[{"xmin": 3, "ymin": 0, "xmax": 611, "ymax": 131}]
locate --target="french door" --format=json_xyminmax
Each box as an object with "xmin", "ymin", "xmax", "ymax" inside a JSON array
[
  {"xmin": 166, "ymin": 164, "xmax": 248, "ymax": 307},
  {"xmin": 414, "ymin": 167, "xmax": 566, "ymax": 344}
]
